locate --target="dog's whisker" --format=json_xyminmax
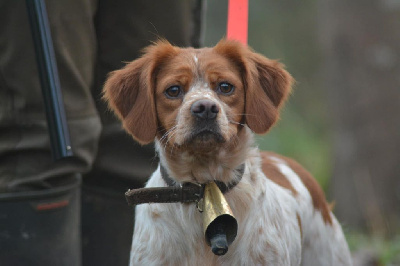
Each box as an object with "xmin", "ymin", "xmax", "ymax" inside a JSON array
[
  {"xmin": 165, "ymin": 129, "xmax": 178, "ymax": 147},
  {"xmin": 228, "ymin": 120, "xmax": 246, "ymax": 127},
  {"xmin": 159, "ymin": 127, "xmax": 179, "ymax": 153},
  {"xmin": 160, "ymin": 126, "xmax": 177, "ymax": 143},
  {"xmin": 231, "ymin": 113, "xmax": 257, "ymax": 117}
]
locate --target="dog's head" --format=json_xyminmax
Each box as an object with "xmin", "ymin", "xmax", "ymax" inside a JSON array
[{"xmin": 104, "ymin": 40, "xmax": 293, "ymax": 152}]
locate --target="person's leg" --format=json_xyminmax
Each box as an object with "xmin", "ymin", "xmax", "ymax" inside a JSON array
[{"xmin": 0, "ymin": 1, "xmax": 99, "ymax": 264}]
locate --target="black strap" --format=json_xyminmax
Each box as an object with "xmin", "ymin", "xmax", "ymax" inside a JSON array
[
  {"xmin": 125, "ymin": 182, "xmax": 204, "ymax": 206},
  {"xmin": 125, "ymin": 163, "xmax": 245, "ymax": 206},
  {"xmin": 160, "ymin": 164, "xmax": 245, "ymax": 194}
]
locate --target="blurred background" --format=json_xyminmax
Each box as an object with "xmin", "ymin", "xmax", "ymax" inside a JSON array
[{"xmin": 204, "ymin": 0, "xmax": 400, "ymax": 264}]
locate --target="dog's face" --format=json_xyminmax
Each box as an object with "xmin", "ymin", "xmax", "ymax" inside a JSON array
[
  {"xmin": 155, "ymin": 46, "xmax": 246, "ymax": 152},
  {"xmin": 104, "ymin": 40, "xmax": 293, "ymax": 152}
]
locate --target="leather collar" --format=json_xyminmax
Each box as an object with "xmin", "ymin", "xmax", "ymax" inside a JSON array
[
  {"xmin": 125, "ymin": 164, "xmax": 245, "ymax": 206},
  {"xmin": 160, "ymin": 164, "xmax": 245, "ymax": 194}
]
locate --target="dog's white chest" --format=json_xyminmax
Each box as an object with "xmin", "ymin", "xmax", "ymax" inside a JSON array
[{"xmin": 129, "ymin": 172, "xmax": 302, "ymax": 266}]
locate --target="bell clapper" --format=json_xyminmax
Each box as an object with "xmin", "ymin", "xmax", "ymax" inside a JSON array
[
  {"xmin": 202, "ymin": 182, "xmax": 238, "ymax": 256},
  {"xmin": 206, "ymin": 219, "xmax": 229, "ymax": 255}
]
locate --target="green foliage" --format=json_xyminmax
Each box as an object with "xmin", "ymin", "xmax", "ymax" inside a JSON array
[
  {"xmin": 346, "ymin": 231, "xmax": 400, "ymax": 265},
  {"xmin": 255, "ymin": 106, "xmax": 331, "ymax": 192}
]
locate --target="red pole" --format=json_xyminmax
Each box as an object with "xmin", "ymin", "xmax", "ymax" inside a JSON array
[{"xmin": 226, "ymin": 0, "xmax": 248, "ymax": 45}]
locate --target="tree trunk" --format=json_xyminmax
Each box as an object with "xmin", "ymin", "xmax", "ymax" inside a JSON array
[{"xmin": 319, "ymin": 0, "xmax": 400, "ymax": 234}]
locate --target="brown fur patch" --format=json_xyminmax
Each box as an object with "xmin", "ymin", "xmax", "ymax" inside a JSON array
[
  {"xmin": 103, "ymin": 40, "xmax": 178, "ymax": 144},
  {"xmin": 262, "ymin": 151, "xmax": 333, "ymax": 225},
  {"xmin": 260, "ymin": 151, "xmax": 298, "ymax": 196},
  {"xmin": 214, "ymin": 40, "xmax": 294, "ymax": 134},
  {"xmin": 151, "ymin": 211, "xmax": 161, "ymax": 219},
  {"xmin": 296, "ymin": 213, "xmax": 303, "ymax": 240}
]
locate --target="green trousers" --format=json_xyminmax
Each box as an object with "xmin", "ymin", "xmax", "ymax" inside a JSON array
[{"xmin": 0, "ymin": 0, "xmax": 198, "ymax": 192}]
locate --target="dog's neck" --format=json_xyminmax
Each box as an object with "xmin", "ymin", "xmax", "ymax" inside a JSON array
[
  {"xmin": 160, "ymin": 162, "xmax": 245, "ymax": 193},
  {"xmin": 156, "ymin": 127, "xmax": 254, "ymax": 185}
]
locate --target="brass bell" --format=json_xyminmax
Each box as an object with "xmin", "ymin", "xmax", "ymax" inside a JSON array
[{"xmin": 202, "ymin": 182, "xmax": 238, "ymax": 256}]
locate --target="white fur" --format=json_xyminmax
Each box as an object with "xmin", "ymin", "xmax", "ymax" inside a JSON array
[{"xmin": 273, "ymin": 160, "xmax": 352, "ymax": 265}]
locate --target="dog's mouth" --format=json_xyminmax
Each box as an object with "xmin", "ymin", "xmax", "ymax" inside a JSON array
[
  {"xmin": 191, "ymin": 130, "xmax": 224, "ymax": 143},
  {"xmin": 186, "ymin": 125, "xmax": 225, "ymax": 149}
]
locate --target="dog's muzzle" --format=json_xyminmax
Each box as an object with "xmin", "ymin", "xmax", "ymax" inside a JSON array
[{"xmin": 189, "ymin": 99, "xmax": 224, "ymax": 144}]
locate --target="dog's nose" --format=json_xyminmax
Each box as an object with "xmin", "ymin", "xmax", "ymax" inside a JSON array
[{"xmin": 191, "ymin": 100, "xmax": 219, "ymax": 120}]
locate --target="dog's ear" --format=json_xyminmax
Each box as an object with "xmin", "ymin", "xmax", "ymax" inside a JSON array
[
  {"xmin": 214, "ymin": 40, "xmax": 293, "ymax": 134},
  {"xmin": 244, "ymin": 51, "xmax": 293, "ymax": 134},
  {"xmin": 103, "ymin": 41, "xmax": 177, "ymax": 144}
]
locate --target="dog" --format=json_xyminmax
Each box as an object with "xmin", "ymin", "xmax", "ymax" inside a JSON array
[{"xmin": 103, "ymin": 40, "xmax": 352, "ymax": 265}]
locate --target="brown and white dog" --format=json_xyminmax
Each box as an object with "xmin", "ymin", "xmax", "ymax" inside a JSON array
[{"xmin": 103, "ymin": 40, "xmax": 352, "ymax": 265}]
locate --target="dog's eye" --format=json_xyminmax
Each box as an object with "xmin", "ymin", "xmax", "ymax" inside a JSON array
[
  {"xmin": 217, "ymin": 82, "xmax": 235, "ymax": 95},
  {"xmin": 165, "ymin": 85, "xmax": 183, "ymax": 98}
]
